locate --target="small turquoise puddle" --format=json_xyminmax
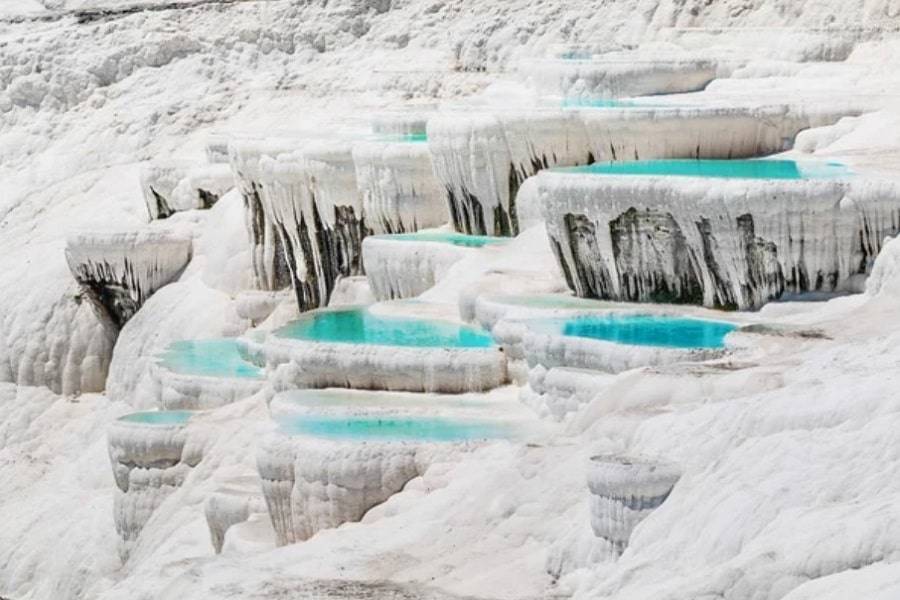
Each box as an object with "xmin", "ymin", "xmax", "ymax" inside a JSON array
[
  {"xmin": 374, "ymin": 231, "xmax": 507, "ymax": 248},
  {"xmin": 560, "ymin": 98, "xmax": 643, "ymax": 109},
  {"xmin": 554, "ymin": 159, "xmax": 850, "ymax": 180},
  {"xmin": 119, "ymin": 411, "xmax": 193, "ymax": 426},
  {"xmin": 275, "ymin": 308, "xmax": 496, "ymax": 348},
  {"xmin": 158, "ymin": 339, "xmax": 263, "ymax": 379},
  {"xmin": 529, "ymin": 314, "xmax": 737, "ymax": 349},
  {"xmin": 276, "ymin": 415, "xmax": 508, "ymax": 441}
]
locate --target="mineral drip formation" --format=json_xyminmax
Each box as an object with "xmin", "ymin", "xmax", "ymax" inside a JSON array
[
  {"xmin": 258, "ymin": 143, "xmax": 369, "ymax": 312},
  {"xmin": 228, "ymin": 138, "xmax": 298, "ymax": 291},
  {"xmin": 64, "ymin": 230, "xmax": 193, "ymax": 329}
]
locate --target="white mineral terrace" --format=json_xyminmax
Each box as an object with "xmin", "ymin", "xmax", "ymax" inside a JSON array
[
  {"xmin": 64, "ymin": 229, "xmax": 193, "ymax": 329},
  {"xmin": 241, "ymin": 308, "xmax": 509, "ymax": 394},
  {"xmin": 538, "ymin": 168, "xmax": 900, "ymax": 309},
  {"xmin": 426, "ymin": 102, "xmax": 857, "ymax": 237},
  {"xmin": 6, "ymin": 5, "xmax": 900, "ymax": 600}
]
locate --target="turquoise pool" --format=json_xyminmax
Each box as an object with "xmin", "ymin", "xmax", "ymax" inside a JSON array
[
  {"xmin": 375, "ymin": 231, "xmax": 507, "ymax": 248},
  {"xmin": 119, "ymin": 411, "xmax": 194, "ymax": 426},
  {"xmin": 158, "ymin": 339, "xmax": 263, "ymax": 379},
  {"xmin": 276, "ymin": 415, "xmax": 507, "ymax": 441},
  {"xmin": 554, "ymin": 159, "xmax": 850, "ymax": 180},
  {"xmin": 529, "ymin": 314, "xmax": 737, "ymax": 349},
  {"xmin": 273, "ymin": 389, "xmax": 495, "ymax": 412},
  {"xmin": 275, "ymin": 308, "xmax": 496, "ymax": 348}
]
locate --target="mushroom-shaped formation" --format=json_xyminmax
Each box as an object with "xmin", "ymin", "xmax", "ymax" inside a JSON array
[
  {"xmin": 107, "ymin": 411, "xmax": 202, "ymax": 560},
  {"xmin": 587, "ymin": 455, "xmax": 681, "ymax": 556},
  {"xmin": 65, "ymin": 229, "xmax": 192, "ymax": 329},
  {"xmin": 362, "ymin": 231, "xmax": 507, "ymax": 301}
]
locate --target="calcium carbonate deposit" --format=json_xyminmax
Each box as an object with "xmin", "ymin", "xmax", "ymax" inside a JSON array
[{"xmin": 3, "ymin": 1, "xmax": 900, "ymax": 600}]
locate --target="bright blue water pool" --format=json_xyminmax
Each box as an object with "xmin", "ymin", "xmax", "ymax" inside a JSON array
[
  {"xmin": 560, "ymin": 98, "xmax": 642, "ymax": 108},
  {"xmin": 555, "ymin": 159, "xmax": 850, "ymax": 180},
  {"xmin": 158, "ymin": 339, "xmax": 263, "ymax": 379},
  {"xmin": 375, "ymin": 231, "xmax": 507, "ymax": 248},
  {"xmin": 272, "ymin": 389, "xmax": 495, "ymax": 412},
  {"xmin": 530, "ymin": 314, "xmax": 737, "ymax": 349},
  {"xmin": 275, "ymin": 308, "xmax": 496, "ymax": 348},
  {"xmin": 276, "ymin": 415, "xmax": 507, "ymax": 441},
  {"xmin": 119, "ymin": 411, "xmax": 194, "ymax": 426}
]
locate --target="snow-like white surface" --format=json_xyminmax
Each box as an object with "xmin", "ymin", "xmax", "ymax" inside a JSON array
[{"xmin": 5, "ymin": 1, "xmax": 900, "ymax": 599}]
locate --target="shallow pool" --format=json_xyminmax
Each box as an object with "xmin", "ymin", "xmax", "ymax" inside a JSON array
[
  {"xmin": 276, "ymin": 415, "xmax": 507, "ymax": 441},
  {"xmin": 374, "ymin": 231, "xmax": 507, "ymax": 248},
  {"xmin": 375, "ymin": 132, "xmax": 428, "ymax": 143},
  {"xmin": 272, "ymin": 388, "xmax": 496, "ymax": 412},
  {"xmin": 275, "ymin": 308, "xmax": 496, "ymax": 348},
  {"xmin": 158, "ymin": 339, "xmax": 263, "ymax": 379},
  {"xmin": 119, "ymin": 410, "xmax": 194, "ymax": 426},
  {"xmin": 554, "ymin": 159, "xmax": 850, "ymax": 180},
  {"xmin": 529, "ymin": 314, "xmax": 736, "ymax": 349}
]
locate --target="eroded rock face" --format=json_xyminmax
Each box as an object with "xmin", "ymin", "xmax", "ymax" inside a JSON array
[
  {"xmin": 107, "ymin": 413, "xmax": 204, "ymax": 560},
  {"xmin": 257, "ymin": 434, "xmax": 425, "ymax": 546},
  {"xmin": 587, "ymin": 455, "xmax": 680, "ymax": 556},
  {"xmin": 64, "ymin": 230, "xmax": 193, "ymax": 329},
  {"xmin": 541, "ymin": 173, "xmax": 900, "ymax": 310}
]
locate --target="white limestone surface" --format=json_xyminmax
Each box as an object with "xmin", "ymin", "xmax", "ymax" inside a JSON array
[
  {"xmin": 538, "ymin": 169, "xmax": 900, "ymax": 309},
  {"xmin": 64, "ymin": 229, "xmax": 193, "ymax": 329}
]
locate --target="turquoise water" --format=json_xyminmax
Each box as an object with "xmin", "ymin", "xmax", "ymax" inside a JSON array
[
  {"xmin": 276, "ymin": 308, "xmax": 496, "ymax": 348},
  {"xmin": 555, "ymin": 159, "xmax": 850, "ymax": 180},
  {"xmin": 530, "ymin": 314, "xmax": 736, "ymax": 349},
  {"xmin": 119, "ymin": 411, "xmax": 193, "ymax": 426},
  {"xmin": 277, "ymin": 415, "xmax": 507, "ymax": 441},
  {"xmin": 560, "ymin": 98, "xmax": 639, "ymax": 109},
  {"xmin": 376, "ymin": 231, "xmax": 507, "ymax": 248},
  {"xmin": 158, "ymin": 339, "xmax": 263, "ymax": 379}
]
